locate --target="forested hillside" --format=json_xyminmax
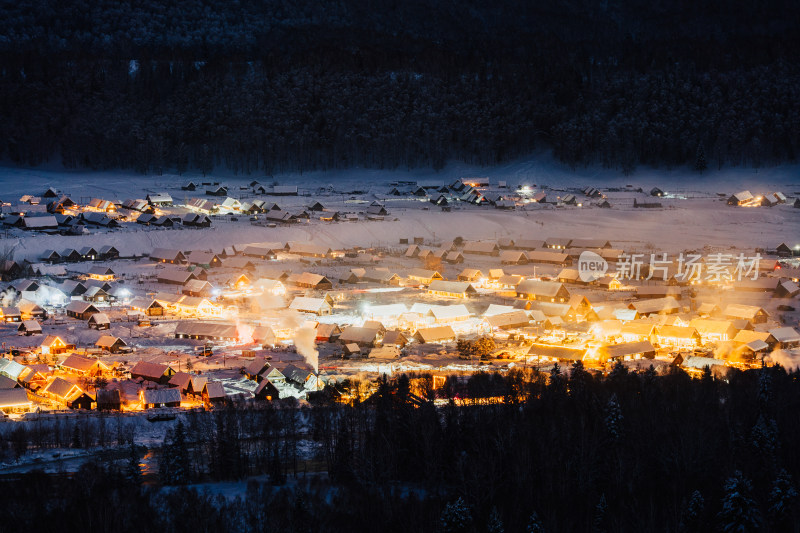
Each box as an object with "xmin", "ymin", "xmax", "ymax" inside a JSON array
[
  {"xmin": 1, "ymin": 0, "xmax": 799, "ymax": 174},
  {"xmin": 2, "ymin": 365, "xmax": 799, "ymax": 532}
]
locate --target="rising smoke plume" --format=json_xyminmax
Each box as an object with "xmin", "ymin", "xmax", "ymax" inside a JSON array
[
  {"xmin": 294, "ymin": 325, "xmax": 319, "ymax": 374},
  {"xmin": 765, "ymin": 348, "xmax": 800, "ymax": 370}
]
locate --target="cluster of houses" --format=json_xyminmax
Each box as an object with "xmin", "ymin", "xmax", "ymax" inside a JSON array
[
  {"xmin": 2, "ymin": 179, "xmax": 800, "ymax": 415},
  {"xmin": 124, "ymin": 234, "xmax": 798, "ymax": 379},
  {"xmin": 39, "ymin": 245, "xmax": 120, "ymax": 263},
  {"xmin": 0, "ymin": 335, "xmax": 133, "ymax": 414},
  {"xmin": 727, "ymin": 190, "xmax": 797, "ymax": 208},
  {"xmin": 395, "ymin": 178, "xmax": 526, "ymax": 209},
  {"xmin": 0, "ymin": 186, "xmax": 220, "ymax": 235},
  {"xmin": 389, "ymin": 179, "xmax": 800, "ymax": 212},
  {"xmin": 7, "ymin": 228, "xmax": 800, "ymax": 363},
  {"xmin": 0, "ymin": 189, "xmax": 198, "ymax": 234},
  {"xmin": 404, "ymin": 237, "xmax": 617, "ymax": 267},
  {"xmin": 181, "ymin": 180, "xmax": 299, "ymax": 197},
  {"xmin": 250, "ymin": 238, "xmax": 798, "ymax": 373},
  {"xmin": 0, "ymin": 337, "xmax": 322, "ymax": 414},
  {"xmin": 388, "ymin": 179, "xmax": 618, "ymax": 210}
]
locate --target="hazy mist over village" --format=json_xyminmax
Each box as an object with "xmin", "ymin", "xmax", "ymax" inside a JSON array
[{"xmin": 1, "ymin": 1, "xmax": 800, "ymax": 532}]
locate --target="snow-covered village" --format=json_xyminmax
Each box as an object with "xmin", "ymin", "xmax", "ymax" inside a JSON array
[
  {"xmin": 1, "ymin": 169, "xmax": 798, "ymax": 419},
  {"xmin": 5, "ymin": 1, "xmax": 800, "ymax": 531},
  {"xmin": 0, "ymin": 161, "xmax": 798, "ymax": 530}
]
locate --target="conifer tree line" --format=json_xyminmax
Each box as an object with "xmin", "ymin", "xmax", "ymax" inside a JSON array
[
  {"xmin": 1, "ymin": 0, "xmax": 799, "ymax": 174},
  {"xmin": 1, "ymin": 364, "xmax": 800, "ymax": 532}
]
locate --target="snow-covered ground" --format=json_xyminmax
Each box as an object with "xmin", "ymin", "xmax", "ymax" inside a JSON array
[{"xmin": 1, "ymin": 154, "xmax": 799, "ymax": 262}]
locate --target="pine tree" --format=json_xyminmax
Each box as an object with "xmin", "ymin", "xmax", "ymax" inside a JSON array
[
  {"xmin": 527, "ymin": 511, "xmax": 545, "ymax": 533},
  {"xmin": 268, "ymin": 443, "xmax": 285, "ymax": 485},
  {"xmin": 642, "ymin": 365, "xmax": 657, "ymax": 386},
  {"xmin": 439, "ymin": 497, "xmax": 472, "ymax": 533},
  {"xmin": 125, "ymin": 440, "xmax": 142, "ymax": 486},
  {"xmin": 694, "ymin": 141, "xmax": 707, "ymax": 173},
  {"xmin": 171, "ymin": 420, "xmax": 190, "ymax": 484},
  {"xmin": 604, "ymin": 394, "xmax": 623, "ymax": 443},
  {"xmin": 397, "ymin": 374, "xmax": 411, "ymax": 404},
  {"xmin": 213, "ymin": 414, "xmax": 228, "ymax": 479},
  {"xmin": 607, "ymin": 360, "xmax": 628, "ymax": 383},
  {"xmin": 593, "ymin": 494, "xmax": 609, "ymax": 532},
  {"xmin": 457, "ymin": 339, "xmax": 475, "ymax": 361},
  {"xmin": 199, "ymin": 144, "xmax": 213, "ymax": 177},
  {"xmin": 10, "ymin": 427, "xmax": 28, "ymax": 460},
  {"xmin": 213, "ymin": 411, "xmax": 242, "ymax": 480},
  {"xmin": 547, "ymin": 363, "xmax": 567, "ymax": 398},
  {"xmin": 159, "ymin": 428, "xmax": 174, "ymax": 483},
  {"xmin": 474, "ymin": 337, "xmax": 496, "ymax": 360},
  {"xmin": 717, "ymin": 471, "xmax": 762, "ymax": 532},
  {"xmin": 176, "ymin": 142, "xmax": 189, "ymax": 175},
  {"xmin": 767, "ymin": 470, "xmax": 798, "ymax": 532},
  {"xmin": 758, "ymin": 367, "xmax": 773, "ymax": 413},
  {"xmin": 750, "ymin": 414, "xmax": 779, "ymax": 460},
  {"xmin": 679, "ymin": 490, "xmax": 705, "ymax": 533},
  {"xmin": 71, "ymin": 424, "xmax": 82, "ymax": 449},
  {"xmin": 160, "ymin": 421, "xmax": 191, "ymax": 485},
  {"xmin": 568, "ymin": 360, "xmax": 592, "ymax": 401},
  {"xmin": 487, "ymin": 507, "xmax": 504, "ymax": 533}
]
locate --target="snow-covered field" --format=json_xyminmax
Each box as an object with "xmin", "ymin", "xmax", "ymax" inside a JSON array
[{"xmin": 1, "ymin": 154, "xmax": 799, "ymax": 261}]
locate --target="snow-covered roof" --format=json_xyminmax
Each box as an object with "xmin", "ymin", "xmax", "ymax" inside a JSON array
[
  {"xmin": 769, "ymin": 327, "xmax": 800, "ymax": 343},
  {"xmin": 516, "ymin": 280, "xmax": 567, "ymax": 297},
  {"xmin": 66, "ymin": 301, "xmax": 97, "ymax": 313},
  {"xmin": 427, "ymin": 280, "xmax": 476, "ymax": 295},
  {"xmin": 656, "ymin": 325, "xmax": 699, "ymax": 339},
  {"xmin": 22, "ymin": 215, "xmax": 58, "ymax": 228},
  {"xmin": 723, "ymin": 304, "xmax": 767, "ymax": 319},
  {"xmin": 484, "ymin": 311, "xmax": 531, "ymax": 329},
  {"xmin": 43, "ymin": 377, "xmax": 83, "ymax": 399},
  {"xmin": 338, "ymin": 326, "xmax": 381, "ymax": 344},
  {"xmin": 88, "ymin": 312, "xmax": 111, "ymax": 324},
  {"xmin": 60, "ymin": 354, "xmax": 103, "ymax": 373},
  {"xmin": 630, "ymin": 297, "xmax": 681, "ymax": 315},
  {"xmin": 147, "ymin": 193, "xmax": 173, "ymax": 203},
  {"xmin": 427, "ymin": 304, "xmax": 470, "ymax": 321},
  {"xmin": 414, "ymin": 326, "xmax": 456, "ymax": 343},
  {"xmin": 0, "ymin": 358, "xmax": 26, "ymax": 380},
  {"xmin": 463, "ymin": 241, "xmax": 499, "ymax": 254},
  {"xmin": 141, "ymin": 388, "xmax": 181, "ymax": 404},
  {"xmin": 289, "ymin": 297, "xmax": 330, "ymax": 313},
  {"xmin": 745, "ymin": 339, "xmax": 770, "ymax": 352},
  {"xmin": 157, "ymin": 268, "xmax": 196, "ymax": 284},
  {"xmin": 130, "ymin": 361, "xmax": 169, "ymax": 380},
  {"xmin": 688, "ymin": 318, "xmax": 735, "ymax": 336},
  {"xmin": 151, "ymin": 248, "xmax": 185, "ymax": 262},
  {"xmin": 204, "ymin": 381, "xmax": 226, "ymax": 399},
  {"xmin": 602, "ymin": 341, "xmax": 656, "ymax": 359},
  {"xmin": 525, "ymin": 250, "xmax": 570, "ymax": 263},
  {"xmin": 731, "ymin": 190, "xmax": 754, "ymax": 201},
  {"xmin": 482, "ymin": 304, "xmax": 515, "ymax": 317}
]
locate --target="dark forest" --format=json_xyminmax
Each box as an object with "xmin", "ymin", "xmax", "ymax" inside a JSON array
[
  {"xmin": 1, "ymin": 0, "xmax": 800, "ymax": 175},
  {"xmin": 1, "ymin": 364, "xmax": 799, "ymax": 532}
]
